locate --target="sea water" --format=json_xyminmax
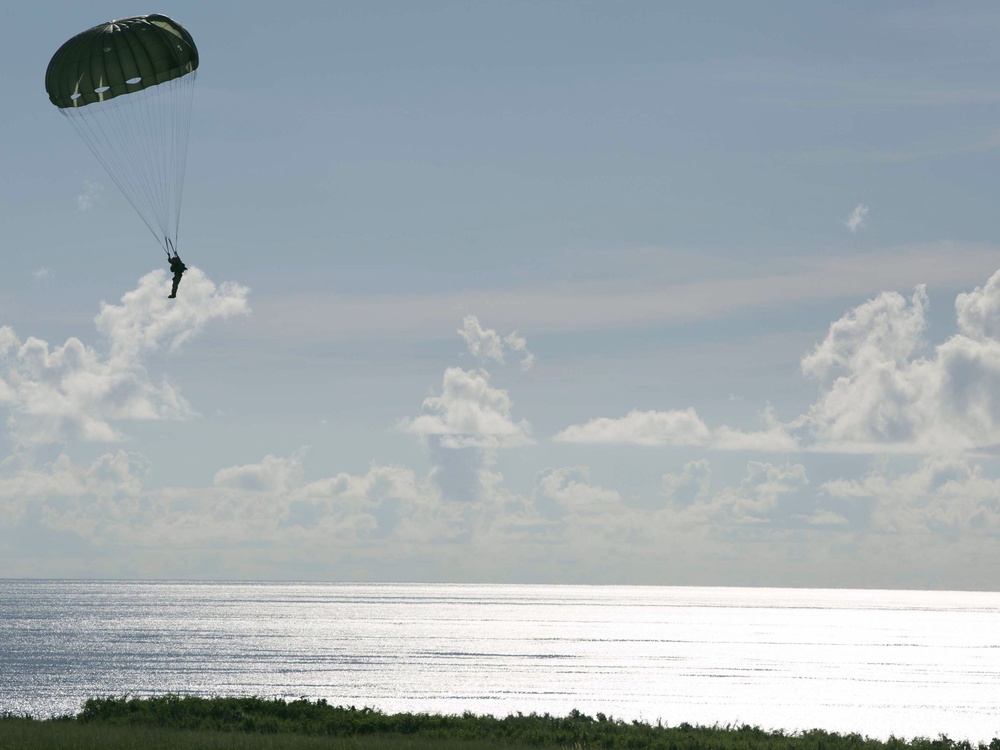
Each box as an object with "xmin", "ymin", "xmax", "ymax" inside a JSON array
[{"xmin": 1, "ymin": 581, "xmax": 997, "ymax": 742}]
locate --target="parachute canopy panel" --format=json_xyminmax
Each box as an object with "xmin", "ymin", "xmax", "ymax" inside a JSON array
[{"xmin": 45, "ymin": 14, "xmax": 198, "ymax": 109}]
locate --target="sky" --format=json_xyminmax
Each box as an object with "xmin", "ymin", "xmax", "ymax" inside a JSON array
[{"xmin": 4, "ymin": 2, "xmax": 1000, "ymax": 588}]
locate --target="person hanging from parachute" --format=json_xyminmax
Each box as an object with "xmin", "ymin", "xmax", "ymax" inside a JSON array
[
  {"xmin": 167, "ymin": 242, "xmax": 187, "ymax": 299},
  {"xmin": 45, "ymin": 15, "xmax": 199, "ymax": 298}
]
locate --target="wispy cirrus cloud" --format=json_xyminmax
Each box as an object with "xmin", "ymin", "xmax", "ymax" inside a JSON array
[
  {"xmin": 846, "ymin": 203, "xmax": 869, "ymax": 233},
  {"xmin": 77, "ymin": 180, "xmax": 103, "ymax": 211},
  {"xmin": 458, "ymin": 315, "xmax": 534, "ymax": 370},
  {"xmin": 250, "ymin": 243, "xmax": 1000, "ymax": 342}
]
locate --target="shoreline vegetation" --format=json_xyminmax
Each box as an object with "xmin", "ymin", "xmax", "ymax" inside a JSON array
[{"xmin": 0, "ymin": 696, "xmax": 996, "ymax": 750}]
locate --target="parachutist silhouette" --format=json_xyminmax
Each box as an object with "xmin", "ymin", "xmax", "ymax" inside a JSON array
[{"xmin": 168, "ymin": 253, "xmax": 187, "ymax": 298}]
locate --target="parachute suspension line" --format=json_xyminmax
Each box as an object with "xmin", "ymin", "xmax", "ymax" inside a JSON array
[
  {"xmin": 63, "ymin": 88, "xmax": 164, "ymax": 246},
  {"xmin": 61, "ymin": 96, "xmax": 155, "ymax": 242},
  {"xmin": 171, "ymin": 71, "xmax": 197, "ymax": 255},
  {"xmin": 59, "ymin": 72, "xmax": 196, "ymax": 256}
]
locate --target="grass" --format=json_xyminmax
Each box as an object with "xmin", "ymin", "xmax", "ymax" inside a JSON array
[{"xmin": 1, "ymin": 696, "xmax": 997, "ymax": 750}]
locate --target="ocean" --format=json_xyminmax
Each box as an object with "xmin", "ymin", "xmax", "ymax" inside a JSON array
[{"xmin": 1, "ymin": 580, "xmax": 998, "ymax": 742}]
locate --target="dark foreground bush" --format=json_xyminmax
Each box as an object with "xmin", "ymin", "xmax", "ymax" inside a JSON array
[{"xmin": 66, "ymin": 695, "xmax": 1000, "ymax": 750}]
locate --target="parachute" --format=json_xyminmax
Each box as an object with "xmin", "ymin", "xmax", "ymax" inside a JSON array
[{"xmin": 45, "ymin": 14, "xmax": 199, "ymax": 257}]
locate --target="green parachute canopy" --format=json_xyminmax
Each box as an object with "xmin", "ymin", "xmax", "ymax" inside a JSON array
[
  {"xmin": 45, "ymin": 14, "xmax": 198, "ymax": 108},
  {"xmin": 45, "ymin": 14, "xmax": 199, "ymax": 256}
]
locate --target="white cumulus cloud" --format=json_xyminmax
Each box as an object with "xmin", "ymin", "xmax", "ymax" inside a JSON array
[
  {"xmin": 712, "ymin": 405, "xmax": 799, "ymax": 451},
  {"xmin": 554, "ymin": 408, "xmax": 712, "ymax": 446},
  {"xmin": 798, "ymin": 273, "xmax": 1000, "ymax": 452},
  {"xmin": 554, "ymin": 407, "xmax": 797, "ymax": 451},
  {"xmin": 401, "ymin": 367, "xmax": 533, "ymax": 449},
  {"xmin": 0, "ymin": 270, "xmax": 249, "ymax": 445},
  {"xmin": 665, "ymin": 460, "xmax": 838, "ymax": 528},
  {"xmin": 214, "ymin": 451, "xmax": 306, "ymax": 493},
  {"xmin": 662, "ymin": 459, "xmax": 712, "ymax": 507},
  {"xmin": 955, "ymin": 268, "xmax": 1000, "ymax": 340},
  {"xmin": 822, "ymin": 456, "xmax": 1000, "ymax": 536},
  {"xmin": 555, "ymin": 268, "xmax": 1000, "ymax": 456},
  {"xmin": 535, "ymin": 466, "xmax": 622, "ymax": 514},
  {"xmin": 96, "ymin": 268, "xmax": 250, "ymax": 356}
]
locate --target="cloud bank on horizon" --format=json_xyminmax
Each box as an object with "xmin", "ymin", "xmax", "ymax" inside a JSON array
[{"xmin": 3, "ymin": 269, "xmax": 1000, "ymax": 588}]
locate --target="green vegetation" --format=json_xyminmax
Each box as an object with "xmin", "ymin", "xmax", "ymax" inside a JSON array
[{"xmin": 1, "ymin": 696, "xmax": 997, "ymax": 750}]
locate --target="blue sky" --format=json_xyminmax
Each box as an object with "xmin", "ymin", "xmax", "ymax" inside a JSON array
[{"xmin": 4, "ymin": 1, "xmax": 1000, "ymax": 587}]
